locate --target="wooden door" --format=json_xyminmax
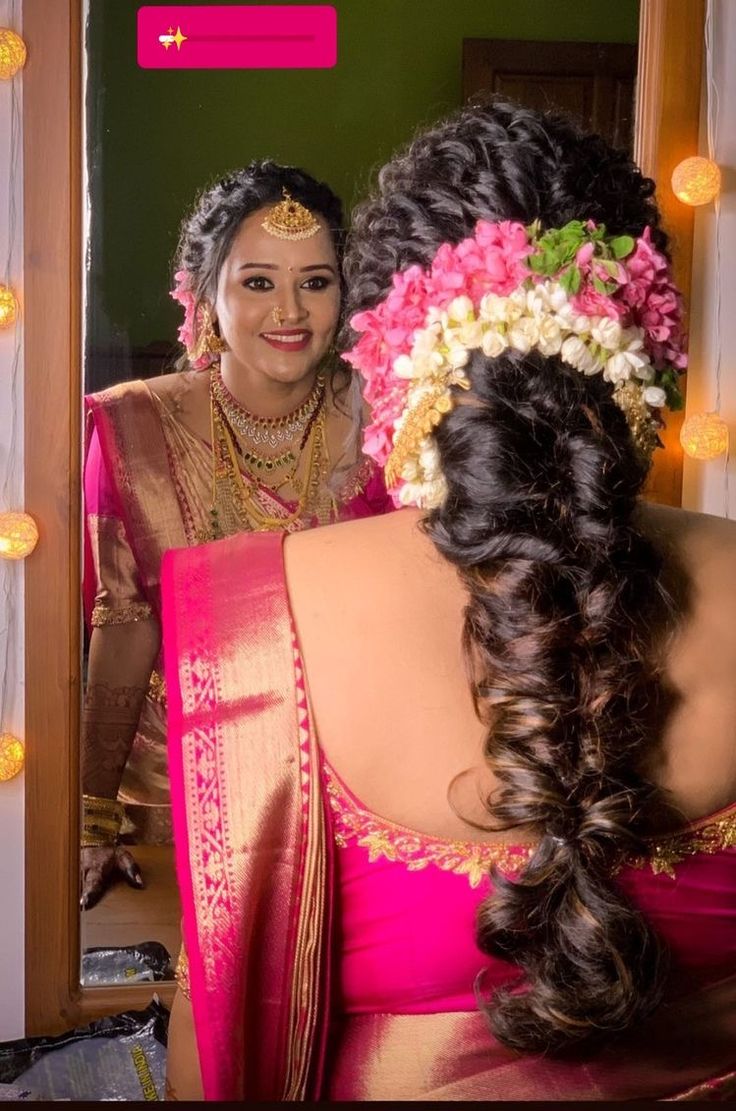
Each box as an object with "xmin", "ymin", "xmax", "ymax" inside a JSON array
[{"xmin": 463, "ymin": 39, "xmax": 637, "ymax": 150}]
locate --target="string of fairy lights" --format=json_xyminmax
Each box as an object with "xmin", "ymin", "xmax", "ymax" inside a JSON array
[
  {"xmin": 674, "ymin": 0, "xmax": 730, "ymax": 505},
  {"xmin": 0, "ymin": 9, "xmax": 34, "ymax": 782}
]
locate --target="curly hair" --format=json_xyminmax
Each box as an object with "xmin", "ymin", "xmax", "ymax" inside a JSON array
[{"xmin": 343, "ymin": 99, "xmax": 677, "ymax": 1053}]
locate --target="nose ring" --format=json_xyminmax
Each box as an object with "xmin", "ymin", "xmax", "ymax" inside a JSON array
[{"xmin": 272, "ymin": 306, "xmax": 284, "ymax": 326}]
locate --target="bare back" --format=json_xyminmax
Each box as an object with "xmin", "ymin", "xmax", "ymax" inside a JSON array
[{"xmin": 284, "ymin": 503, "xmax": 736, "ymax": 840}]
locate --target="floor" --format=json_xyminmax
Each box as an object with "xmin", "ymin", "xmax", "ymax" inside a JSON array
[{"xmin": 82, "ymin": 844, "xmax": 181, "ymax": 975}]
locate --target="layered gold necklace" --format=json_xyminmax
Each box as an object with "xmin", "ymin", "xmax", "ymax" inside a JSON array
[{"xmin": 202, "ymin": 363, "xmax": 336, "ymax": 540}]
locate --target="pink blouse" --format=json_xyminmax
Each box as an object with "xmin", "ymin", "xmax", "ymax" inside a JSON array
[{"xmin": 323, "ymin": 759, "xmax": 736, "ymax": 1017}]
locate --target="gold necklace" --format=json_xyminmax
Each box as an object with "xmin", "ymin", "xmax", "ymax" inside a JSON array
[
  {"xmin": 211, "ymin": 364, "xmax": 326, "ymax": 450},
  {"xmin": 202, "ymin": 368, "xmax": 335, "ymax": 539}
]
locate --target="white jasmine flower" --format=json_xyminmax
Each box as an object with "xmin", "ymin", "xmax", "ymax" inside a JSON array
[
  {"xmin": 590, "ymin": 318, "xmax": 623, "ymax": 350},
  {"xmin": 412, "ymin": 322, "xmax": 442, "ymax": 354},
  {"xmin": 481, "ymin": 327, "xmax": 508, "ymax": 358},
  {"xmin": 479, "ymin": 293, "xmax": 509, "ymax": 324},
  {"xmin": 643, "ymin": 386, "xmax": 667, "ymax": 408},
  {"xmin": 508, "ymin": 317, "xmax": 540, "ymax": 354},
  {"xmin": 419, "ymin": 443, "xmax": 442, "ymax": 480},
  {"xmin": 418, "ymin": 476, "xmax": 448, "ymax": 509},
  {"xmin": 393, "ymin": 354, "xmax": 416, "ymax": 379},
  {"xmin": 455, "ymin": 320, "xmax": 484, "ymax": 348},
  {"xmin": 446, "ymin": 341, "xmax": 471, "ymax": 369},
  {"xmin": 604, "ymin": 352, "xmax": 633, "ymax": 384},
  {"xmin": 556, "ymin": 303, "xmax": 591, "ymax": 335},
  {"xmin": 537, "ymin": 317, "xmax": 563, "ymax": 356},
  {"xmin": 561, "ymin": 335, "xmax": 598, "ymax": 375},
  {"xmin": 398, "ymin": 481, "xmax": 423, "ymax": 507},
  {"xmin": 526, "ymin": 281, "xmax": 567, "ymax": 318},
  {"xmin": 505, "ymin": 288, "xmax": 527, "ymax": 323},
  {"xmin": 545, "ymin": 281, "xmax": 569, "ymax": 312},
  {"xmin": 446, "ymin": 295, "xmax": 475, "ymax": 322},
  {"xmin": 632, "ymin": 360, "xmax": 655, "ymax": 382},
  {"xmin": 604, "ymin": 347, "xmax": 649, "ymax": 384}
]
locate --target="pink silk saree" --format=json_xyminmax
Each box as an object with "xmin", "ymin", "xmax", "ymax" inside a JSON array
[
  {"xmin": 84, "ymin": 380, "xmax": 390, "ymax": 838},
  {"xmin": 162, "ymin": 530, "xmax": 736, "ymax": 1102}
]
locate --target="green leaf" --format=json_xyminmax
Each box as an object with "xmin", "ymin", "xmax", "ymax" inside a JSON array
[
  {"xmin": 610, "ymin": 235, "xmax": 635, "ymax": 259},
  {"xmin": 559, "ymin": 265, "xmax": 582, "ymax": 295},
  {"xmin": 659, "ymin": 369, "xmax": 685, "ymax": 411},
  {"xmin": 592, "ymin": 276, "xmax": 608, "ymax": 294}
]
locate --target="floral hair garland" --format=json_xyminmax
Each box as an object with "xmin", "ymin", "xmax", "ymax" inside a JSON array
[
  {"xmin": 343, "ymin": 219, "xmax": 687, "ymax": 510},
  {"xmin": 170, "ymin": 269, "xmax": 215, "ymax": 369}
]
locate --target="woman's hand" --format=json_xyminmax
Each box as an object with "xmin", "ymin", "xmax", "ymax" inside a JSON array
[{"xmin": 80, "ymin": 844, "xmax": 145, "ymax": 910}]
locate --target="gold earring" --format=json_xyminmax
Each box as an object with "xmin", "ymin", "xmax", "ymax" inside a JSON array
[
  {"xmin": 191, "ymin": 302, "xmax": 228, "ymax": 361},
  {"xmin": 272, "ymin": 306, "xmax": 285, "ymax": 326}
]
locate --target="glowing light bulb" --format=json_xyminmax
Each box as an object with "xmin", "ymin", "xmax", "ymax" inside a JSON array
[
  {"xmin": 671, "ymin": 157, "xmax": 721, "ymax": 206},
  {"xmin": 680, "ymin": 411, "xmax": 729, "ymax": 460},
  {"xmin": 0, "ymin": 285, "xmax": 18, "ymax": 328},
  {"xmin": 0, "ymin": 512, "xmax": 39, "ymax": 560},
  {"xmin": 0, "ymin": 734, "xmax": 24, "ymax": 781},
  {"xmin": 0, "ymin": 28, "xmax": 26, "ymax": 80}
]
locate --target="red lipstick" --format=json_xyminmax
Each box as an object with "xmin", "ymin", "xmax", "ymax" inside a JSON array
[{"xmin": 260, "ymin": 328, "xmax": 312, "ymax": 353}]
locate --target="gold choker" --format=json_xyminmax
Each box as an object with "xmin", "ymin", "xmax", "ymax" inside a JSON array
[{"xmin": 211, "ymin": 365, "xmax": 326, "ymax": 450}]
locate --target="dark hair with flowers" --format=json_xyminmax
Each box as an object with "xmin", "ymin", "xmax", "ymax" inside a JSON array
[
  {"xmin": 343, "ymin": 98, "xmax": 680, "ymax": 1054},
  {"xmin": 173, "ymin": 160, "xmax": 344, "ymax": 368}
]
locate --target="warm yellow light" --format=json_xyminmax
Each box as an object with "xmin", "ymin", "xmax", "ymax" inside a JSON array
[
  {"xmin": 0, "ymin": 28, "xmax": 26, "ymax": 80},
  {"xmin": 0, "ymin": 512, "xmax": 39, "ymax": 560},
  {"xmin": 0, "ymin": 734, "xmax": 24, "ymax": 781},
  {"xmin": 0, "ymin": 284, "xmax": 18, "ymax": 329},
  {"xmin": 671, "ymin": 157, "xmax": 721, "ymax": 206},
  {"xmin": 680, "ymin": 411, "xmax": 729, "ymax": 460}
]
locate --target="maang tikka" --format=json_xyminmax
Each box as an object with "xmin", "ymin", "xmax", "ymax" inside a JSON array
[{"xmin": 262, "ymin": 188, "xmax": 321, "ymax": 241}]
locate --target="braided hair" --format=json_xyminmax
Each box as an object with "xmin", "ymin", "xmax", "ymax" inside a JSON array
[{"xmin": 343, "ymin": 99, "xmax": 676, "ymax": 1053}]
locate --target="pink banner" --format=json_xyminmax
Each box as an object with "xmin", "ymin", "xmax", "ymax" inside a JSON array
[{"xmin": 137, "ymin": 5, "xmax": 337, "ymax": 69}]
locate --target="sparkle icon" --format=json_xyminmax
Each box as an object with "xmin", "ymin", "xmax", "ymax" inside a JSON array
[{"xmin": 158, "ymin": 24, "xmax": 187, "ymax": 51}]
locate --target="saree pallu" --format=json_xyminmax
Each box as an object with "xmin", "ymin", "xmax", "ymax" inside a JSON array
[
  {"xmin": 163, "ymin": 531, "xmax": 332, "ymax": 1099},
  {"xmin": 162, "ymin": 530, "xmax": 736, "ymax": 1102}
]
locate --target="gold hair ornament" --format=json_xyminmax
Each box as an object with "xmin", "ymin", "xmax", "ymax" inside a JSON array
[{"xmin": 262, "ymin": 188, "xmax": 321, "ymax": 241}]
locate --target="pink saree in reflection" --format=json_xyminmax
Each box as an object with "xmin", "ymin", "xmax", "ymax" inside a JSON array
[{"xmin": 163, "ymin": 531, "xmax": 736, "ymax": 1102}]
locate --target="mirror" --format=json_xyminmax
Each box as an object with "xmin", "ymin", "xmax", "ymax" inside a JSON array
[
  {"xmin": 78, "ymin": 0, "xmax": 645, "ymax": 988},
  {"xmin": 29, "ymin": 0, "xmax": 708, "ymax": 1030}
]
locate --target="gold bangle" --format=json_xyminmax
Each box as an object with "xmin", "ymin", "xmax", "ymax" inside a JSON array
[
  {"xmin": 83, "ymin": 818, "xmax": 120, "ymax": 836},
  {"xmin": 83, "ymin": 794, "xmax": 124, "ymax": 824},
  {"xmin": 83, "ymin": 792, "xmax": 123, "ymax": 814},
  {"xmin": 81, "ymin": 831, "xmax": 118, "ymax": 848},
  {"xmin": 82, "ymin": 794, "xmax": 123, "ymax": 851}
]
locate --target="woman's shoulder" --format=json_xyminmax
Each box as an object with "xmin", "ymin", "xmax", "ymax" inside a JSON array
[
  {"xmin": 145, "ymin": 368, "xmax": 207, "ymax": 412},
  {"xmin": 640, "ymin": 502, "xmax": 736, "ymax": 584}
]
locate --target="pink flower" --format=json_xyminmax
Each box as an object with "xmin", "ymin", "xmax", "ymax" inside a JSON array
[
  {"xmin": 170, "ymin": 269, "xmax": 215, "ymax": 369},
  {"xmin": 571, "ymin": 286, "xmax": 623, "ymax": 320},
  {"xmin": 576, "ymin": 242, "xmax": 595, "ymax": 267},
  {"xmin": 617, "ymin": 229, "xmax": 687, "ymax": 368}
]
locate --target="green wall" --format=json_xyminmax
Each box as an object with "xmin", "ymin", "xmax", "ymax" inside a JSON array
[{"xmin": 86, "ymin": 0, "xmax": 639, "ymax": 356}]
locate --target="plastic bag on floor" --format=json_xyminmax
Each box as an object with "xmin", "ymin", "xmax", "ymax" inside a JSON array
[
  {"xmin": 81, "ymin": 941, "xmax": 174, "ymax": 985},
  {"xmin": 0, "ymin": 1082, "xmax": 41, "ymax": 1100},
  {"xmin": 0, "ymin": 998, "xmax": 168, "ymax": 1101}
]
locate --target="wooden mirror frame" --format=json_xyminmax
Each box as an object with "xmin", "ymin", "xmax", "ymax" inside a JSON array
[{"xmin": 23, "ymin": 0, "xmax": 705, "ymax": 1034}]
